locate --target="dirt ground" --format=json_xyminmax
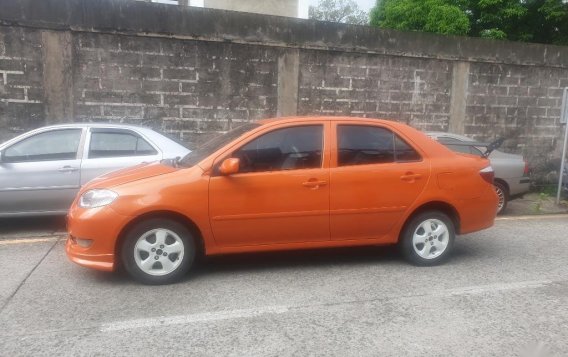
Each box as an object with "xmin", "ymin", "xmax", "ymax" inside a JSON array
[{"xmin": 503, "ymin": 192, "xmax": 568, "ymax": 216}]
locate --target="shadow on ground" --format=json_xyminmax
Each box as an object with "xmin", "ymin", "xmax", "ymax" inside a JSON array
[
  {"xmin": 0, "ymin": 216, "xmax": 66, "ymax": 237},
  {"xmin": 201, "ymin": 244, "xmax": 401, "ymax": 273}
]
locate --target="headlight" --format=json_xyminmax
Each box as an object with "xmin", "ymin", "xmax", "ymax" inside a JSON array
[{"xmin": 79, "ymin": 189, "xmax": 118, "ymax": 208}]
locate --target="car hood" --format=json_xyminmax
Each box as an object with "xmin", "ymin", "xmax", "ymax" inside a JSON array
[{"xmin": 84, "ymin": 161, "xmax": 178, "ymax": 190}]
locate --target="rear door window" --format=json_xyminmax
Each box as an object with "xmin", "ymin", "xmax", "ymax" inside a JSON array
[
  {"xmin": 88, "ymin": 130, "xmax": 157, "ymax": 158},
  {"xmin": 337, "ymin": 125, "xmax": 394, "ymax": 166},
  {"xmin": 337, "ymin": 125, "xmax": 421, "ymax": 166},
  {"xmin": 395, "ymin": 135, "xmax": 421, "ymax": 162}
]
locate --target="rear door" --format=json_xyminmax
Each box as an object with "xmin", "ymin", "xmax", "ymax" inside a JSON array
[
  {"xmin": 80, "ymin": 128, "xmax": 162, "ymax": 184},
  {"xmin": 330, "ymin": 122, "xmax": 429, "ymax": 240},
  {"xmin": 0, "ymin": 128, "xmax": 84, "ymax": 215}
]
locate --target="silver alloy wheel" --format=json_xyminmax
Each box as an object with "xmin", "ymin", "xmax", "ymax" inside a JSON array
[
  {"xmin": 134, "ymin": 228, "xmax": 185, "ymax": 276},
  {"xmin": 412, "ymin": 218, "xmax": 449, "ymax": 260},
  {"xmin": 494, "ymin": 185, "xmax": 505, "ymax": 213}
]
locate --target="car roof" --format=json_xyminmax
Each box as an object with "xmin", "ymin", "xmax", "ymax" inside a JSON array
[
  {"xmin": 36, "ymin": 123, "xmax": 150, "ymax": 130},
  {"xmin": 0, "ymin": 123, "xmax": 190, "ymax": 153},
  {"xmin": 257, "ymin": 116, "xmax": 410, "ymax": 128}
]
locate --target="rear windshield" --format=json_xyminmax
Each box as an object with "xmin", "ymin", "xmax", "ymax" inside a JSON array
[{"xmin": 179, "ymin": 123, "xmax": 260, "ymax": 167}]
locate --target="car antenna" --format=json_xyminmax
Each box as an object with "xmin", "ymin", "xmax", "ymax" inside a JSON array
[{"xmin": 482, "ymin": 137, "xmax": 505, "ymax": 158}]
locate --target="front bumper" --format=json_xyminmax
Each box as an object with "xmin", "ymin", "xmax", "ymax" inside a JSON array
[{"xmin": 66, "ymin": 204, "xmax": 131, "ymax": 272}]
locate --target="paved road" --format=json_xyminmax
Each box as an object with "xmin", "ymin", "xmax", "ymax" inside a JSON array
[{"xmin": 0, "ymin": 215, "xmax": 567, "ymax": 356}]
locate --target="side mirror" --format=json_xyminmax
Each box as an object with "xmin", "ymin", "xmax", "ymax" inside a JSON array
[{"xmin": 219, "ymin": 158, "xmax": 240, "ymax": 176}]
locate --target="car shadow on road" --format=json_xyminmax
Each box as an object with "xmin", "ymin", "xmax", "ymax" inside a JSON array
[
  {"xmin": 0, "ymin": 216, "xmax": 66, "ymax": 237},
  {"xmin": 87, "ymin": 245, "xmax": 406, "ymax": 286},
  {"xmin": 193, "ymin": 245, "xmax": 403, "ymax": 276},
  {"xmin": 447, "ymin": 237, "xmax": 494, "ymax": 262},
  {"xmin": 66, "ymin": 237, "xmax": 491, "ymax": 286},
  {"xmin": 186, "ymin": 236, "xmax": 493, "ymax": 283}
]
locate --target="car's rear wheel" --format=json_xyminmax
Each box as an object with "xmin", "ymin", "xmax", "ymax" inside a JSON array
[
  {"xmin": 400, "ymin": 211, "xmax": 455, "ymax": 266},
  {"xmin": 121, "ymin": 218, "xmax": 196, "ymax": 285},
  {"xmin": 494, "ymin": 181, "xmax": 508, "ymax": 215}
]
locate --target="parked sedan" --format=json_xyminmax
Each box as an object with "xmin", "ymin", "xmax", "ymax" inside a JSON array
[
  {"xmin": 66, "ymin": 117, "xmax": 498, "ymax": 285},
  {"xmin": 427, "ymin": 132, "xmax": 530, "ymax": 214},
  {"xmin": 0, "ymin": 124, "xmax": 189, "ymax": 217}
]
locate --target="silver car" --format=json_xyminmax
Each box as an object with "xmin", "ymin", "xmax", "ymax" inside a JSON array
[
  {"xmin": 0, "ymin": 123, "xmax": 190, "ymax": 217},
  {"xmin": 427, "ymin": 132, "xmax": 530, "ymax": 214}
]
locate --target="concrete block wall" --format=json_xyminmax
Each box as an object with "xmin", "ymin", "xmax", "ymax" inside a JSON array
[
  {"xmin": 298, "ymin": 51, "xmax": 453, "ymax": 132},
  {"xmin": 1, "ymin": 0, "xmax": 568, "ymax": 169},
  {"xmin": 0, "ymin": 27, "xmax": 44, "ymax": 142},
  {"xmin": 74, "ymin": 33, "xmax": 278, "ymax": 144},
  {"xmin": 464, "ymin": 63, "xmax": 568, "ymax": 160}
]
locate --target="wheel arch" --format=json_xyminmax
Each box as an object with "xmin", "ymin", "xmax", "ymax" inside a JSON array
[
  {"xmin": 400, "ymin": 201, "xmax": 461, "ymax": 240},
  {"xmin": 115, "ymin": 210, "xmax": 205, "ymax": 265},
  {"xmin": 493, "ymin": 178, "xmax": 509, "ymax": 196}
]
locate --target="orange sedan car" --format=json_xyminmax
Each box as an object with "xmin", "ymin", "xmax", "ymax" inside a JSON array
[{"xmin": 66, "ymin": 117, "xmax": 498, "ymax": 284}]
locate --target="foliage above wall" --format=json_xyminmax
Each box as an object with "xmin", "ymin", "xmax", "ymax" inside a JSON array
[{"xmin": 370, "ymin": 0, "xmax": 568, "ymax": 45}]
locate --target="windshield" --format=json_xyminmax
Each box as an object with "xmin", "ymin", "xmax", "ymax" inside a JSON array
[{"xmin": 179, "ymin": 123, "xmax": 261, "ymax": 167}]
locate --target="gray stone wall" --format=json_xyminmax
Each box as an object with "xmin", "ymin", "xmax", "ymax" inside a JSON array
[
  {"xmin": 0, "ymin": 27, "xmax": 44, "ymax": 142},
  {"xmin": 464, "ymin": 63, "xmax": 568, "ymax": 162},
  {"xmin": 74, "ymin": 33, "xmax": 278, "ymax": 144},
  {"xmin": 298, "ymin": 51, "xmax": 453, "ymax": 132},
  {"xmin": 1, "ymin": 0, "xmax": 568, "ymax": 171}
]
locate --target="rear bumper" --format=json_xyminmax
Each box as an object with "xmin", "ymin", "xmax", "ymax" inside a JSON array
[
  {"xmin": 459, "ymin": 185, "xmax": 498, "ymax": 235},
  {"xmin": 506, "ymin": 177, "xmax": 530, "ymax": 197}
]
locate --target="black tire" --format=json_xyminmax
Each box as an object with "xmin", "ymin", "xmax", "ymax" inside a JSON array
[
  {"xmin": 494, "ymin": 181, "xmax": 508, "ymax": 215},
  {"xmin": 400, "ymin": 211, "xmax": 455, "ymax": 266},
  {"xmin": 121, "ymin": 218, "xmax": 196, "ymax": 285}
]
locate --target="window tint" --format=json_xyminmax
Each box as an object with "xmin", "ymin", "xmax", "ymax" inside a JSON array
[
  {"xmin": 338, "ymin": 125, "xmax": 394, "ymax": 166},
  {"xmin": 395, "ymin": 135, "xmax": 421, "ymax": 161},
  {"xmin": 3, "ymin": 129, "xmax": 82, "ymax": 163},
  {"xmin": 89, "ymin": 131, "xmax": 157, "ymax": 158},
  {"xmin": 180, "ymin": 123, "xmax": 260, "ymax": 168},
  {"xmin": 232, "ymin": 125, "xmax": 323, "ymax": 173}
]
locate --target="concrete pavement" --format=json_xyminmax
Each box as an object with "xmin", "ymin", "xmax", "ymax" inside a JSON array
[{"xmin": 0, "ymin": 215, "xmax": 567, "ymax": 356}]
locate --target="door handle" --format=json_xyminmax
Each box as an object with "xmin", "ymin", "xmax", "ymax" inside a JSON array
[
  {"xmin": 58, "ymin": 166, "xmax": 78, "ymax": 173},
  {"xmin": 400, "ymin": 172, "xmax": 422, "ymax": 182},
  {"xmin": 302, "ymin": 179, "xmax": 327, "ymax": 189}
]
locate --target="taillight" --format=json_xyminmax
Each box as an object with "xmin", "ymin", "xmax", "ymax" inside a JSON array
[
  {"xmin": 523, "ymin": 160, "xmax": 529, "ymax": 176},
  {"xmin": 480, "ymin": 166, "xmax": 494, "ymax": 184}
]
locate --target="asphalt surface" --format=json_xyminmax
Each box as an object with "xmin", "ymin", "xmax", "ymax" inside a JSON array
[{"xmin": 0, "ymin": 215, "xmax": 567, "ymax": 356}]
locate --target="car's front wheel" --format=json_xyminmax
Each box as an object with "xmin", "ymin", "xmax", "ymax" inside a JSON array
[
  {"xmin": 121, "ymin": 218, "xmax": 196, "ymax": 285},
  {"xmin": 400, "ymin": 211, "xmax": 455, "ymax": 266}
]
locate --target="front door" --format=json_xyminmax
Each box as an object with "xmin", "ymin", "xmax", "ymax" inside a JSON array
[
  {"xmin": 330, "ymin": 123, "xmax": 429, "ymax": 240},
  {"xmin": 0, "ymin": 128, "xmax": 83, "ymax": 215},
  {"xmin": 209, "ymin": 123, "xmax": 330, "ymax": 246}
]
